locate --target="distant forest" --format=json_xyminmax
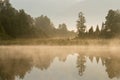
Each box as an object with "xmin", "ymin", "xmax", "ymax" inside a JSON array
[
  {"xmin": 0, "ymin": 0, "xmax": 75, "ymax": 39},
  {"xmin": 0, "ymin": 0, "xmax": 120, "ymax": 40},
  {"xmin": 76, "ymin": 10, "xmax": 120, "ymax": 39}
]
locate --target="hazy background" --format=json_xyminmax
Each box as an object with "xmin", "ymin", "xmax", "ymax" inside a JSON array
[{"xmin": 10, "ymin": 0, "xmax": 120, "ymax": 30}]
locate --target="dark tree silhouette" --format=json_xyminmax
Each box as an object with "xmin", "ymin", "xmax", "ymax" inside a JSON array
[
  {"xmin": 76, "ymin": 12, "xmax": 86, "ymax": 38},
  {"xmin": 104, "ymin": 9, "xmax": 120, "ymax": 38},
  {"xmin": 104, "ymin": 56, "xmax": 120, "ymax": 79},
  {"xmin": 88, "ymin": 26, "xmax": 94, "ymax": 38},
  {"xmin": 35, "ymin": 15, "xmax": 56, "ymax": 37},
  {"xmin": 58, "ymin": 23, "xmax": 67, "ymax": 32},
  {"xmin": 0, "ymin": 1, "xmax": 36, "ymax": 38},
  {"xmin": 0, "ymin": 1, "xmax": 120, "ymax": 39},
  {"xmin": 0, "ymin": 56, "xmax": 33, "ymax": 80},
  {"xmin": 95, "ymin": 25, "xmax": 100, "ymax": 38},
  {"xmin": 77, "ymin": 54, "xmax": 86, "ymax": 76}
]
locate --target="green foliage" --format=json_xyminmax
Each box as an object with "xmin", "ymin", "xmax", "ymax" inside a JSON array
[
  {"xmin": 35, "ymin": 16, "xmax": 76, "ymax": 38},
  {"xmin": 89, "ymin": 26, "xmax": 94, "ymax": 34},
  {"xmin": 58, "ymin": 23, "xmax": 67, "ymax": 32},
  {"xmin": 76, "ymin": 10, "xmax": 120, "ymax": 39},
  {"xmin": 104, "ymin": 10, "xmax": 120, "ymax": 38},
  {"xmin": 0, "ymin": 1, "xmax": 49, "ymax": 38},
  {"xmin": 0, "ymin": 0, "xmax": 120, "ymax": 40},
  {"xmin": 95, "ymin": 25, "xmax": 100, "ymax": 38},
  {"xmin": 88, "ymin": 26, "xmax": 94, "ymax": 38},
  {"xmin": 76, "ymin": 12, "xmax": 86, "ymax": 38},
  {"xmin": 95, "ymin": 25, "xmax": 100, "ymax": 34},
  {"xmin": 56, "ymin": 23, "xmax": 76, "ymax": 38},
  {"xmin": 35, "ymin": 15, "xmax": 55, "ymax": 37},
  {"xmin": 0, "ymin": 1, "xmax": 35, "ymax": 38}
]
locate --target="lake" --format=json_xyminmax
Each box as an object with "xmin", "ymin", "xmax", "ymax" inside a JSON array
[{"xmin": 0, "ymin": 46, "xmax": 120, "ymax": 80}]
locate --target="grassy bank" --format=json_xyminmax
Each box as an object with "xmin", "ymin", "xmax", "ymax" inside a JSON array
[{"xmin": 0, "ymin": 38, "xmax": 120, "ymax": 45}]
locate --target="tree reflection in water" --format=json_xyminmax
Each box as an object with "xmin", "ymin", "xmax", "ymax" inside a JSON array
[
  {"xmin": 76, "ymin": 54, "xmax": 86, "ymax": 76},
  {"xmin": 0, "ymin": 48, "xmax": 120, "ymax": 80},
  {"xmin": 0, "ymin": 53, "xmax": 33, "ymax": 80},
  {"xmin": 75, "ymin": 52, "xmax": 120, "ymax": 79},
  {"xmin": 87, "ymin": 54, "xmax": 120, "ymax": 79},
  {"xmin": 104, "ymin": 55, "xmax": 120, "ymax": 79}
]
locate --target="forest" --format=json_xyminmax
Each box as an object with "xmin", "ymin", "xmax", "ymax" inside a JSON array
[
  {"xmin": 0, "ymin": 1, "xmax": 120, "ymax": 41},
  {"xmin": 76, "ymin": 11, "xmax": 120, "ymax": 39},
  {"xmin": 0, "ymin": 1, "xmax": 75, "ymax": 39}
]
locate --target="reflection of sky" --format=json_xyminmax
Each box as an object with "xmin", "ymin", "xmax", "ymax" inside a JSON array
[
  {"xmin": 17, "ymin": 54, "xmax": 118, "ymax": 80},
  {"xmin": 11, "ymin": 0, "xmax": 120, "ymax": 30}
]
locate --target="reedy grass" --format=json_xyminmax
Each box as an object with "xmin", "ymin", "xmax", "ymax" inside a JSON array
[{"xmin": 0, "ymin": 38, "xmax": 120, "ymax": 46}]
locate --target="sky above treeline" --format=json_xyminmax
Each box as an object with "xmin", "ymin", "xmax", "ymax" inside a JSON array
[{"xmin": 10, "ymin": 0, "xmax": 120, "ymax": 30}]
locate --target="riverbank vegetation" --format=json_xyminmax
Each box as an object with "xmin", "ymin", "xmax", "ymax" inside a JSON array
[{"xmin": 0, "ymin": 38, "xmax": 120, "ymax": 45}]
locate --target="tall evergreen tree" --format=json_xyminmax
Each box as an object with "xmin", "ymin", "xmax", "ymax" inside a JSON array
[
  {"xmin": 89, "ymin": 26, "xmax": 94, "ymax": 34},
  {"xmin": 76, "ymin": 12, "xmax": 86, "ymax": 38},
  {"xmin": 95, "ymin": 25, "xmax": 100, "ymax": 38},
  {"xmin": 88, "ymin": 26, "xmax": 94, "ymax": 38}
]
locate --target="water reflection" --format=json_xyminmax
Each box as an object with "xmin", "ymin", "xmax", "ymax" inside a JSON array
[
  {"xmin": 0, "ymin": 46, "xmax": 120, "ymax": 80},
  {"xmin": 76, "ymin": 53, "xmax": 120, "ymax": 79},
  {"xmin": 77, "ymin": 54, "xmax": 86, "ymax": 76},
  {"xmin": 0, "ymin": 53, "xmax": 33, "ymax": 80}
]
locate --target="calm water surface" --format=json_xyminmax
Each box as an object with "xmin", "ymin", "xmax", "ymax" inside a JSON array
[{"xmin": 0, "ymin": 46, "xmax": 120, "ymax": 80}]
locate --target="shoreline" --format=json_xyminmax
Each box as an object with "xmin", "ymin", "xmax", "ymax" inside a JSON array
[{"xmin": 0, "ymin": 39, "xmax": 120, "ymax": 46}]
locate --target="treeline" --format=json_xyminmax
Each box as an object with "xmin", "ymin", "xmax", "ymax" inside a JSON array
[
  {"xmin": 76, "ymin": 10, "xmax": 120, "ymax": 39},
  {"xmin": 0, "ymin": 1, "xmax": 120, "ymax": 40},
  {"xmin": 0, "ymin": 1, "xmax": 75, "ymax": 39}
]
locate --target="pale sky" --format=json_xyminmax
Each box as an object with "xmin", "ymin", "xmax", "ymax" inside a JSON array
[{"xmin": 10, "ymin": 0, "xmax": 120, "ymax": 30}]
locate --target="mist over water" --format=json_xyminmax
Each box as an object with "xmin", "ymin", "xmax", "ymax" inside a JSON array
[{"xmin": 0, "ymin": 46, "xmax": 120, "ymax": 80}]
